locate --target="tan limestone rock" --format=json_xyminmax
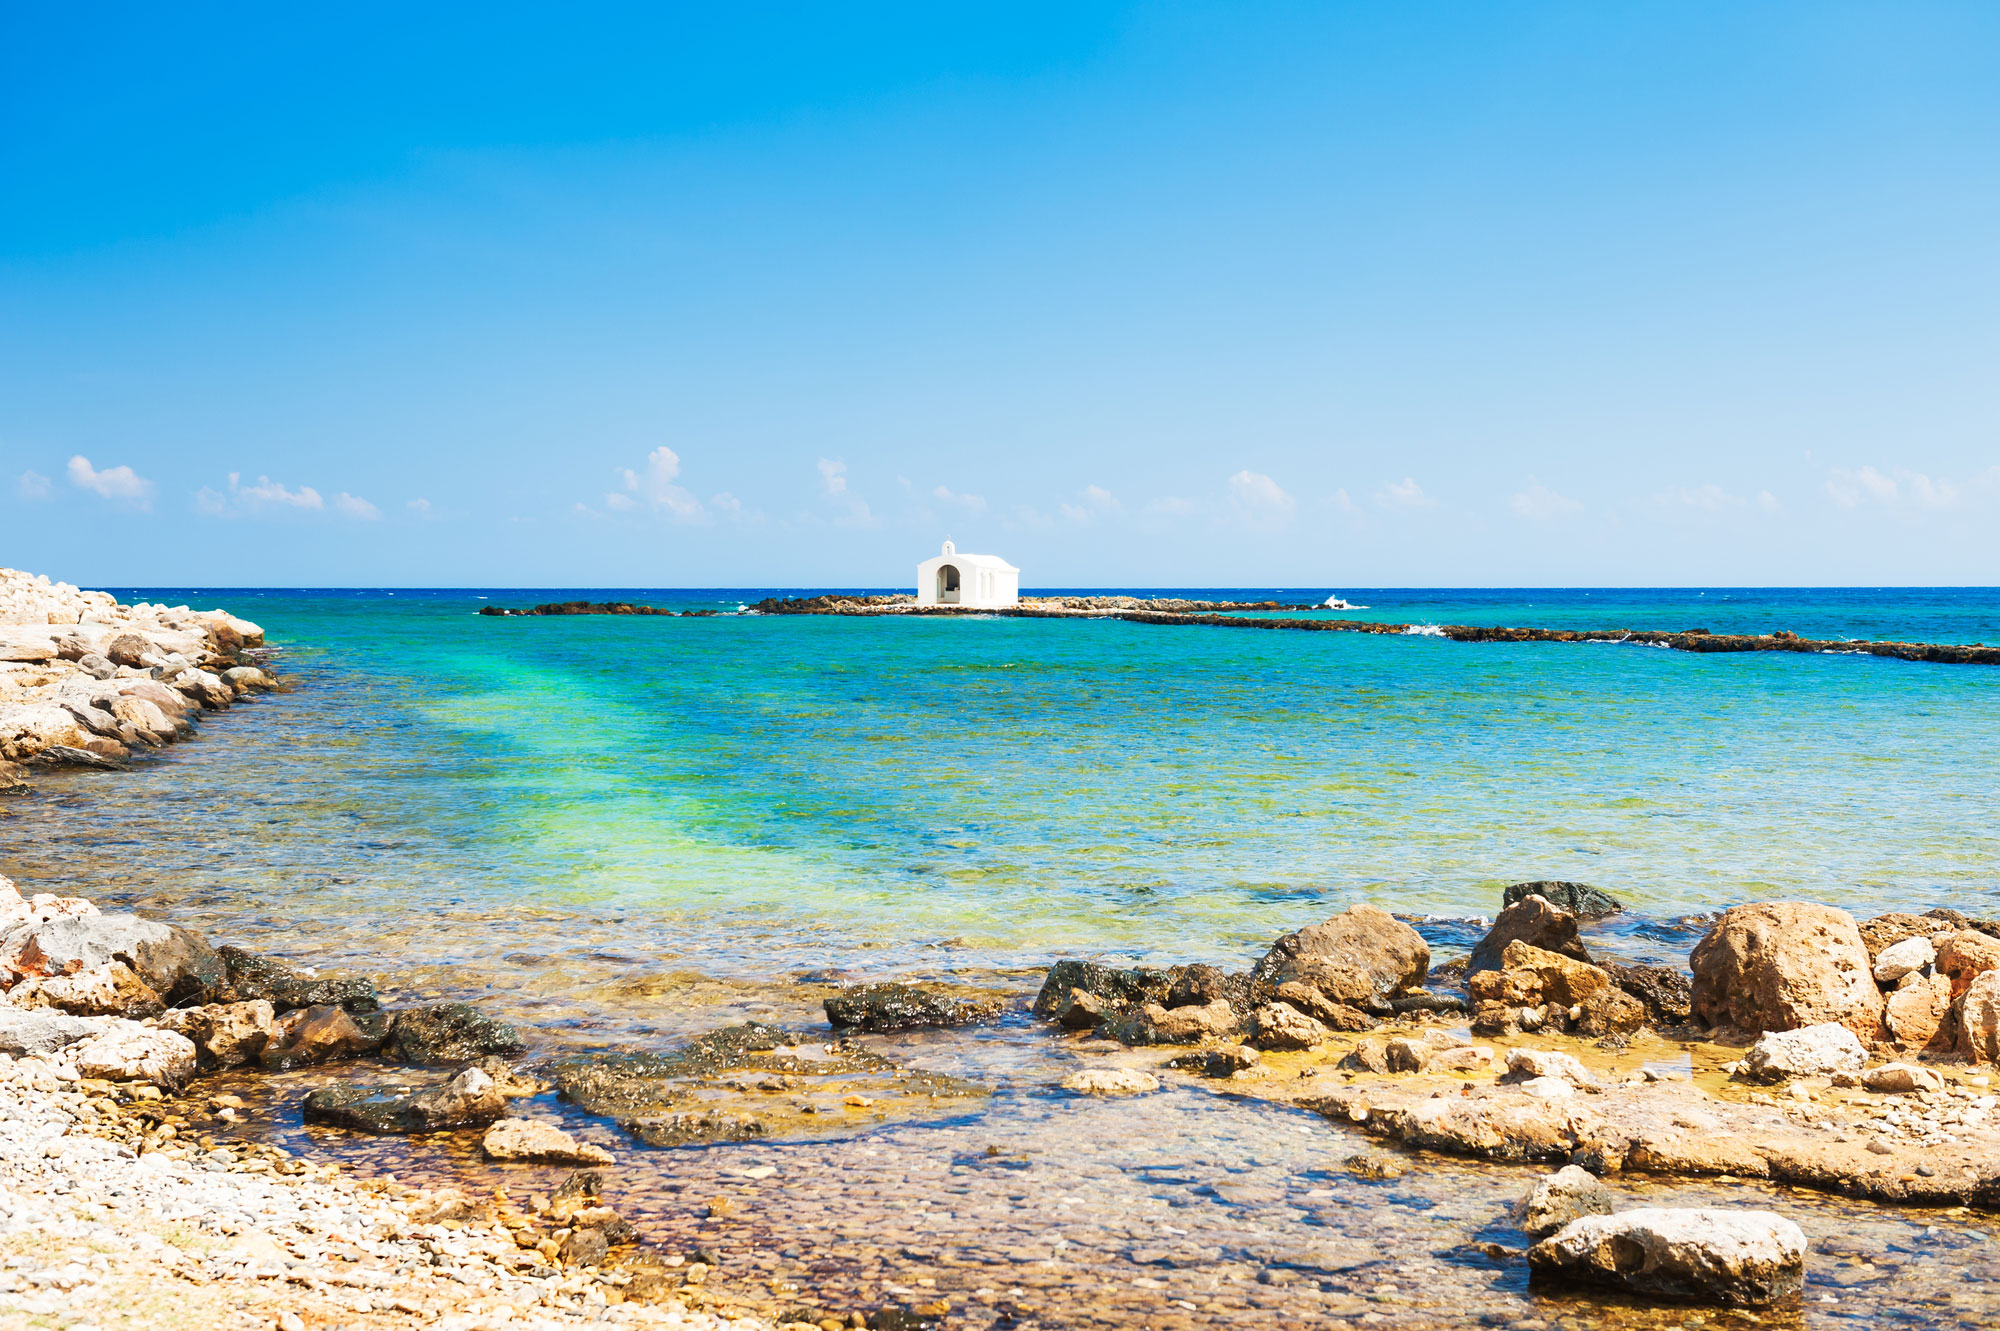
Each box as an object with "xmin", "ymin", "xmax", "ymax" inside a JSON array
[
  {"xmin": 1253, "ymin": 903, "xmax": 1429, "ymax": 1003},
  {"xmin": 481, "ymin": 1117, "xmax": 616, "ymax": 1164},
  {"xmin": 1958, "ymin": 969, "xmax": 2000, "ymax": 1063},
  {"xmin": 260, "ymin": 1003, "xmax": 373, "ymax": 1070},
  {"xmin": 1937, "ymin": 930, "xmax": 2000, "ymax": 998},
  {"xmin": 1883, "ymin": 970, "xmax": 1952, "ymax": 1050},
  {"xmin": 4, "ymin": 961, "xmax": 163, "ymax": 1018},
  {"xmin": 1689, "ymin": 901, "xmax": 1883, "ymax": 1041}
]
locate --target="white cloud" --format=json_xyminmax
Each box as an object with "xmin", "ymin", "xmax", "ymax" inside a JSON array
[
  {"xmin": 1655, "ymin": 483, "xmax": 1742, "ymax": 512},
  {"xmin": 1228, "ymin": 470, "xmax": 1294, "ymax": 523},
  {"xmin": 932, "ymin": 485, "xmax": 987, "ymax": 513},
  {"xmin": 192, "ymin": 472, "xmax": 377, "ymax": 520},
  {"xmin": 1058, "ymin": 484, "xmax": 1122, "ymax": 524},
  {"xmin": 15, "ymin": 470, "xmax": 51, "ymax": 501},
  {"xmin": 66, "ymin": 455, "xmax": 154, "ymax": 508},
  {"xmin": 1757, "ymin": 490, "xmax": 1780, "ymax": 512},
  {"xmin": 1375, "ymin": 477, "xmax": 1434, "ymax": 510},
  {"xmin": 1826, "ymin": 465, "xmax": 1958, "ymax": 510},
  {"xmin": 407, "ymin": 498, "xmax": 434, "ymax": 517},
  {"xmin": 237, "ymin": 474, "xmax": 324, "ymax": 510},
  {"xmin": 609, "ymin": 446, "xmax": 704, "ymax": 520},
  {"xmin": 1509, "ymin": 478, "xmax": 1582, "ymax": 521},
  {"xmin": 817, "ymin": 457, "xmax": 874, "ymax": 525},
  {"xmin": 1331, "ymin": 488, "xmax": 1361, "ymax": 514},
  {"xmin": 334, "ymin": 492, "xmax": 381, "ymax": 521}
]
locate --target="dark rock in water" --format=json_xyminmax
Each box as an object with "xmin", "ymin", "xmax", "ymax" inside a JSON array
[
  {"xmin": 1606, "ymin": 962, "xmax": 1693, "ymax": 1026},
  {"xmin": 1469, "ymin": 896, "xmax": 1592, "ymax": 977},
  {"xmin": 553, "ymin": 1169, "xmax": 603, "ymax": 1201},
  {"xmin": 1344, "ymin": 1152, "xmax": 1409, "ymax": 1181},
  {"xmin": 1503, "ymin": 881, "xmax": 1623, "ymax": 919},
  {"xmin": 1049, "ymin": 987, "xmax": 1108, "ymax": 1029},
  {"xmin": 303, "ymin": 1065, "xmax": 511, "ymax": 1134},
  {"xmin": 1, "ymin": 912, "xmax": 222, "ymax": 1005},
  {"xmin": 824, "ymin": 982, "xmax": 1006, "ymax": 1032},
  {"xmin": 624, "ymin": 1109, "xmax": 772, "ymax": 1148},
  {"xmin": 258, "ymin": 1004, "xmax": 378, "ymax": 1070},
  {"xmin": 1164, "ymin": 1044, "xmax": 1260, "ymax": 1078},
  {"xmin": 560, "ymin": 1228, "xmax": 610, "ymax": 1267},
  {"xmin": 1391, "ymin": 991, "xmax": 1468, "ymax": 1015},
  {"xmin": 1030, "ymin": 961, "xmax": 1168, "ymax": 1018},
  {"xmin": 1251, "ymin": 904, "xmax": 1430, "ymax": 1005},
  {"xmin": 384, "ymin": 1002, "xmax": 524, "ymax": 1065},
  {"xmin": 212, "ymin": 944, "xmax": 378, "ymax": 1014},
  {"xmin": 1165, "ymin": 964, "xmax": 1232, "ymax": 1009}
]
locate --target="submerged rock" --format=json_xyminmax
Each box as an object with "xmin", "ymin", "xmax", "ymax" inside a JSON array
[
  {"xmin": 1503, "ymin": 881, "xmax": 1624, "ymax": 919},
  {"xmin": 1690, "ymin": 902, "xmax": 1883, "ymax": 1041},
  {"xmin": 1060, "ymin": 1068, "xmax": 1159, "ymax": 1095},
  {"xmin": 259, "ymin": 1003, "xmax": 383, "ymax": 1070},
  {"xmin": 1526, "ymin": 1208, "xmax": 1807, "ymax": 1307},
  {"xmin": 1469, "ymin": 896, "xmax": 1592, "ymax": 977},
  {"xmin": 1251, "ymin": 904, "xmax": 1430, "ymax": 1007},
  {"xmin": 383, "ymin": 1002, "xmax": 523, "ymax": 1065},
  {"xmin": 211, "ymin": 944, "xmax": 378, "ymax": 1014},
  {"xmin": 823, "ymin": 981, "xmax": 1005, "ymax": 1032},
  {"xmin": 482, "ymin": 1117, "xmax": 614, "ymax": 1165},
  {"xmin": 305, "ymin": 1066, "xmax": 517, "ymax": 1134},
  {"xmin": 1516, "ymin": 1165, "xmax": 1616, "ymax": 1238}
]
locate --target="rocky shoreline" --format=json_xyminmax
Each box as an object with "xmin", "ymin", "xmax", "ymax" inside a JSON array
[{"xmin": 0, "ymin": 568, "xmax": 281, "ymax": 785}]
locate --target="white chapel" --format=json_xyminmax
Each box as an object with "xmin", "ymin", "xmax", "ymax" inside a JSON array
[{"xmin": 915, "ymin": 540, "xmax": 1020, "ymax": 609}]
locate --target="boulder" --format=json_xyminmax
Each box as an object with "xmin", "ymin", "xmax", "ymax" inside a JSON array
[
  {"xmin": 109, "ymin": 695, "xmax": 176, "ymax": 743},
  {"xmin": 1883, "ymin": 970, "xmax": 1952, "ymax": 1050},
  {"xmin": 1740, "ymin": 1023, "xmax": 1866, "ymax": 1081},
  {"xmin": 68, "ymin": 1024, "xmax": 197, "ymax": 1089},
  {"xmin": 0, "ymin": 912, "xmax": 221, "ymax": 1003},
  {"xmin": 0, "ymin": 1008, "xmax": 101, "ymax": 1056},
  {"xmin": 1502, "ymin": 881, "xmax": 1623, "ymax": 919},
  {"xmin": 1384, "ymin": 1036, "xmax": 1431, "ymax": 1072},
  {"xmin": 1862, "ymin": 1062, "xmax": 1945, "ymax": 1094},
  {"xmin": 1060, "ymin": 1068, "xmax": 1160, "ymax": 1095},
  {"xmin": 1050, "ymin": 987, "xmax": 1108, "ymax": 1030},
  {"xmin": 1958, "ymin": 969, "xmax": 2000, "ymax": 1063},
  {"xmin": 1468, "ymin": 896, "xmax": 1592, "ymax": 977},
  {"xmin": 1270, "ymin": 981, "xmax": 1375, "ymax": 1031},
  {"xmin": 408, "ymin": 1066, "xmax": 512, "ymax": 1128},
  {"xmin": 1030, "ymin": 961, "xmax": 1166, "ymax": 1018},
  {"xmin": 1604, "ymin": 963, "xmax": 1693, "ymax": 1027},
  {"xmin": 4, "ymin": 961, "xmax": 163, "ymax": 1017},
  {"xmin": 1937, "ymin": 930, "xmax": 2000, "ymax": 998},
  {"xmin": 1856, "ymin": 912, "xmax": 1946, "ymax": 961},
  {"xmin": 1871, "ymin": 935, "xmax": 1935, "ymax": 985},
  {"xmin": 211, "ymin": 944, "xmax": 378, "ymax": 1014},
  {"xmin": 1688, "ymin": 902, "xmax": 1883, "ymax": 1041},
  {"xmin": 1164, "ymin": 964, "xmax": 1232, "ymax": 1009},
  {"xmin": 177, "ymin": 669, "xmax": 234, "ymax": 708},
  {"xmin": 560, "ymin": 1228, "xmax": 611, "ymax": 1268},
  {"xmin": 1501, "ymin": 1048, "xmax": 1596, "ymax": 1088},
  {"xmin": 482, "ymin": 1117, "xmax": 614, "ymax": 1165},
  {"xmin": 1251, "ymin": 903, "xmax": 1429, "ymax": 1005},
  {"xmin": 103, "ymin": 634, "xmax": 151, "ymax": 667},
  {"xmin": 1573, "ymin": 988, "xmax": 1649, "ymax": 1037},
  {"xmin": 222, "ymin": 666, "xmax": 277, "ymax": 692},
  {"xmin": 259, "ymin": 1003, "xmax": 380, "ymax": 1069},
  {"xmin": 1105, "ymin": 998, "xmax": 1241, "ymax": 1045},
  {"xmin": 305, "ymin": 1066, "xmax": 512, "ymax": 1134},
  {"xmin": 382, "ymin": 1003, "xmax": 524, "ymax": 1065},
  {"xmin": 116, "ymin": 679, "xmax": 192, "ymax": 718},
  {"xmin": 157, "ymin": 1000, "xmax": 276, "ymax": 1069},
  {"xmin": 1469, "ymin": 941, "xmax": 1612, "ymax": 1007},
  {"xmin": 1249, "ymin": 1001, "xmax": 1332, "ymax": 1051},
  {"xmin": 823, "ymin": 982, "xmax": 1005, "ymax": 1032},
  {"xmin": 1516, "ymin": 1164, "xmax": 1616, "ymax": 1238},
  {"xmin": 1527, "ymin": 1208, "xmax": 1806, "ymax": 1307}
]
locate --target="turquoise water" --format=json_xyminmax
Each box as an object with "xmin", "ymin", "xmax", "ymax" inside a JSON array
[{"xmin": 7, "ymin": 586, "xmax": 1998, "ymax": 1000}]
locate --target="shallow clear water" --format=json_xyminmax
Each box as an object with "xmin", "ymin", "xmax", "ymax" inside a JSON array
[{"xmin": 6, "ymin": 586, "xmax": 2000, "ymax": 1327}]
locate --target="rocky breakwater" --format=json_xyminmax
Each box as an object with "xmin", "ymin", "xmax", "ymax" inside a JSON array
[
  {"xmin": 0, "ymin": 874, "xmax": 781, "ymax": 1329},
  {"xmin": 0, "ymin": 566, "xmax": 279, "ymax": 783}
]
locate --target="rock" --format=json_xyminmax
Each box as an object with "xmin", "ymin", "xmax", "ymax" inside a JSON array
[
  {"xmin": 4, "ymin": 960, "xmax": 163, "ymax": 1017},
  {"xmin": 0, "ymin": 911, "xmax": 221, "ymax": 1003},
  {"xmin": 109, "ymin": 694, "xmax": 176, "ymax": 742},
  {"xmin": 259, "ymin": 1003, "xmax": 379, "ymax": 1069},
  {"xmin": 1872, "ymin": 935, "xmax": 1935, "ymax": 984},
  {"xmin": 1390, "ymin": 991, "xmax": 1468, "ymax": 1014},
  {"xmin": 1574, "ymin": 988, "xmax": 1649, "ymax": 1037},
  {"xmin": 1883, "ymin": 970, "xmax": 1952, "ymax": 1050},
  {"xmin": 1740, "ymin": 1023, "xmax": 1867, "ymax": 1081},
  {"xmin": 1503, "ymin": 881, "xmax": 1623, "ymax": 919},
  {"xmin": 0, "ymin": 1008, "xmax": 102, "ymax": 1056},
  {"xmin": 1501, "ymin": 1048, "xmax": 1596, "ymax": 1088},
  {"xmin": 1165, "ymin": 963, "xmax": 1232, "ymax": 1008},
  {"xmin": 210, "ymin": 944, "xmax": 378, "ymax": 1013},
  {"xmin": 222, "ymin": 666, "xmax": 277, "ymax": 692},
  {"xmin": 1689, "ymin": 902, "xmax": 1883, "ymax": 1041},
  {"xmin": 1337, "ymin": 1038, "xmax": 1391, "ymax": 1074},
  {"xmin": 177, "ymin": 668, "xmax": 234, "ymax": 708},
  {"xmin": 1958, "ymin": 969, "xmax": 2000, "ymax": 1063},
  {"xmin": 75, "ymin": 652, "xmax": 115, "ymax": 680},
  {"xmin": 305, "ymin": 1066, "xmax": 511, "ymax": 1134},
  {"xmin": 1249, "ymin": 1001, "xmax": 1332, "ymax": 1051},
  {"xmin": 1107, "ymin": 997, "xmax": 1241, "ymax": 1045},
  {"xmin": 1937, "ymin": 930, "xmax": 2000, "ymax": 997},
  {"xmin": 1344, "ymin": 1151, "xmax": 1409, "ymax": 1180},
  {"xmin": 560, "ymin": 1227, "xmax": 611, "ymax": 1268},
  {"xmin": 413, "ymin": 1066, "xmax": 516, "ymax": 1128},
  {"xmin": 1604, "ymin": 963, "xmax": 1693, "ymax": 1026},
  {"xmin": 1518, "ymin": 1076, "xmax": 1575, "ymax": 1100},
  {"xmin": 1516, "ymin": 1165, "xmax": 1616, "ymax": 1238},
  {"xmin": 383, "ymin": 1002, "xmax": 524, "ymax": 1065},
  {"xmin": 1856, "ymin": 912, "xmax": 1946, "ymax": 961},
  {"xmin": 1432, "ymin": 1045, "xmax": 1494, "ymax": 1073},
  {"xmin": 1270, "ymin": 981, "xmax": 1375, "ymax": 1031},
  {"xmin": 68, "ymin": 1024, "xmax": 197, "ymax": 1089},
  {"xmin": 1030, "ymin": 961, "xmax": 1166, "ymax": 1018},
  {"xmin": 1201, "ymin": 1045, "xmax": 1260, "ymax": 1076},
  {"xmin": 482, "ymin": 1117, "xmax": 615, "ymax": 1165},
  {"xmin": 1862, "ymin": 1062, "xmax": 1945, "ymax": 1093},
  {"xmin": 1060, "ymin": 1068, "xmax": 1160, "ymax": 1095},
  {"xmin": 823, "ymin": 982, "xmax": 1005, "ymax": 1031},
  {"xmin": 1469, "ymin": 941, "xmax": 1613, "ymax": 1006},
  {"xmin": 103, "ymin": 633, "xmax": 151, "ymax": 667},
  {"xmin": 1526, "ymin": 1208, "xmax": 1807, "ymax": 1307},
  {"xmin": 116, "ymin": 679, "xmax": 193, "ymax": 717},
  {"xmin": 1382, "ymin": 1036, "xmax": 1431, "ymax": 1072},
  {"xmin": 1469, "ymin": 896, "xmax": 1592, "ymax": 976},
  {"xmin": 1051, "ymin": 987, "xmax": 1108, "ymax": 1030},
  {"xmin": 156, "ymin": 1000, "xmax": 276, "ymax": 1069},
  {"xmin": 1251, "ymin": 904, "xmax": 1430, "ymax": 1005}
]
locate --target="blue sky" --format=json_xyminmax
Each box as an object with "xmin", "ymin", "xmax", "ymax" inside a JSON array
[{"xmin": 4, "ymin": 2, "xmax": 1998, "ymax": 587}]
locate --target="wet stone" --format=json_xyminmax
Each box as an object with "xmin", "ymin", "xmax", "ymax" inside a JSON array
[
  {"xmin": 824, "ymin": 981, "xmax": 1007, "ymax": 1032},
  {"xmin": 381, "ymin": 1001, "xmax": 523, "ymax": 1064},
  {"xmin": 211, "ymin": 943, "xmax": 379, "ymax": 1014}
]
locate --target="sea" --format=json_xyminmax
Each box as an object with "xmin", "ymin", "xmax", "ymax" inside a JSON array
[{"xmin": 6, "ymin": 586, "xmax": 1999, "ymax": 1328}]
